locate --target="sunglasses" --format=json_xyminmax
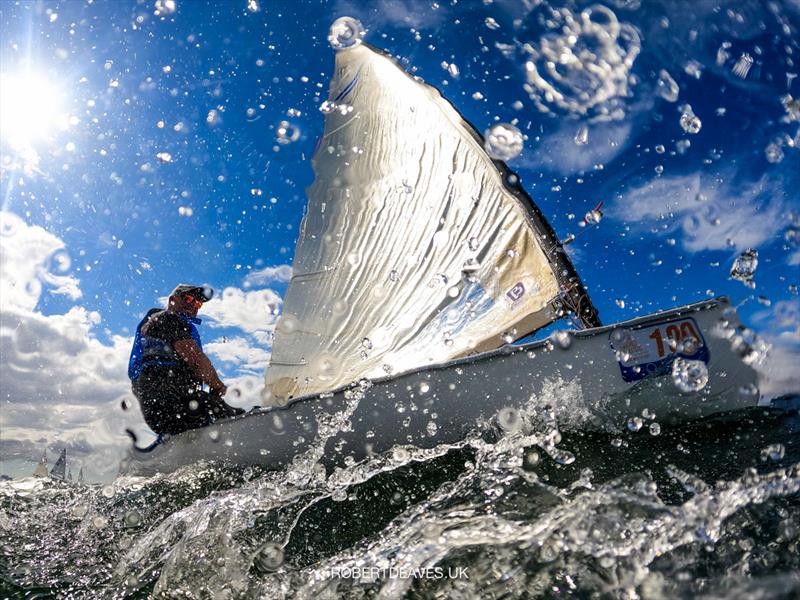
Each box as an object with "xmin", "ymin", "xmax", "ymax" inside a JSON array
[{"xmin": 184, "ymin": 295, "xmax": 204, "ymax": 310}]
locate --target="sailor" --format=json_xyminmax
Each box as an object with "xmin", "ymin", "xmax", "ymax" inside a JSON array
[{"xmin": 128, "ymin": 284, "xmax": 244, "ymax": 435}]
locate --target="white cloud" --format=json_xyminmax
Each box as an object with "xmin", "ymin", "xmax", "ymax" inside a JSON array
[
  {"xmin": 0, "ymin": 211, "xmax": 139, "ymax": 480},
  {"xmin": 0, "ymin": 211, "xmax": 82, "ymax": 311},
  {"xmin": 205, "ymin": 336, "xmax": 270, "ymax": 373},
  {"xmin": 513, "ymin": 119, "xmax": 634, "ymax": 176},
  {"xmin": 201, "ymin": 287, "xmax": 281, "ymax": 346},
  {"xmin": 606, "ymin": 172, "xmax": 789, "ymax": 253},
  {"xmin": 244, "ymin": 264, "xmax": 292, "ymax": 287}
]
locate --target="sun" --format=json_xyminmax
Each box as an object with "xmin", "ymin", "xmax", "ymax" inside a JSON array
[{"xmin": 0, "ymin": 71, "xmax": 66, "ymax": 152}]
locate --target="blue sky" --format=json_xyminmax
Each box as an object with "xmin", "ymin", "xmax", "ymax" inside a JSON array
[{"xmin": 1, "ymin": 0, "xmax": 798, "ymax": 479}]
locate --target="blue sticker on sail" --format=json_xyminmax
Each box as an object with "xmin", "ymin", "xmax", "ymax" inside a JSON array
[
  {"xmin": 609, "ymin": 316, "xmax": 709, "ymax": 383},
  {"xmin": 333, "ymin": 71, "xmax": 361, "ymax": 102}
]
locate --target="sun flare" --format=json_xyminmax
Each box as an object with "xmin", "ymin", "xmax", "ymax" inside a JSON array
[{"xmin": 0, "ymin": 71, "xmax": 66, "ymax": 152}]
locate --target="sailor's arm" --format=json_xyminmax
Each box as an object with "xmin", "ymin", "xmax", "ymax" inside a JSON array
[{"xmin": 173, "ymin": 339, "xmax": 227, "ymax": 395}]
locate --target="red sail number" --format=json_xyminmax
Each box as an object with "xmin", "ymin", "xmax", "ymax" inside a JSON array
[{"xmin": 648, "ymin": 321, "xmax": 700, "ymax": 358}]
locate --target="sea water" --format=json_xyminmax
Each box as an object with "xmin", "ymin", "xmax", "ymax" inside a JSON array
[{"xmin": 1, "ymin": 393, "xmax": 797, "ymax": 599}]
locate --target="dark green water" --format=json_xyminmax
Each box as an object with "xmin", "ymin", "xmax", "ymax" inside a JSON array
[{"xmin": 1, "ymin": 403, "xmax": 798, "ymax": 599}]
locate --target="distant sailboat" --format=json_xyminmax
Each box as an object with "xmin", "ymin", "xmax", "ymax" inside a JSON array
[
  {"xmin": 50, "ymin": 448, "xmax": 67, "ymax": 480},
  {"xmin": 32, "ymin": 449, "xmax": 48, "ymax": 478},
  {"xmin": 67, "ymin": 469, "xmax": 73, "ymax": 481}
]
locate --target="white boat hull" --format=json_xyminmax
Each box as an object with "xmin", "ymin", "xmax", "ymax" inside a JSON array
[{"xmin": 123, "ymin": 298, "xmax": 765, "ymax": 476}]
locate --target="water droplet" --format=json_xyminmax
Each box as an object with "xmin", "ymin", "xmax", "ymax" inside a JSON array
[
  {"xmin": 276, "ymin": 120, "xmax": 300, "ymax": 144},
  {"xmin": 627, "ymin": 416, "xmax": 643, "ymax": 432},
  {"xmin": 246, "ymin": 0, "xmax": 260, "ymax": 13},
  {"xmin": 680, "ymin": 109, "xmax": 702, "ymax": 134},
  {"xmin": 254, "ymin": 543, "xmax": 284, "ymax": 571},
  {"xmin": 732, "ymin": 53, "xmax": 754, "ymax": 79},
  {"xmin": 124, "ymin": 510, "xmax": 142, "ymax": 527},
  {"xmin": 419, "ymin": 382, "xmax": 430, "ymax": 394},
  {"xmin": 188, "ymin": 399, "xmax": 199, "ymax": 412},
  {"xmin": 426, "ymin": 421, "xmax": 438, "ymax": 436},
  {"xmin": 447, "ymin": 285, "xmax": 460, "ymax": 299},
  {"xmin": 154, "ymin": 0, "xmax": 176, "ymax": 17},
  {"xmin": 467, "ymin": 236, "xmax": 480, "ymax": 252},
  {"xmin": 278, "ymin": 314, "xmax": 299, "ymax": 334},
  {"xmin": 484, "ymin": 123, "xmax": 524, "ymax": 160},
  {"xmin": 361, "ymin": 337, "xmax": 373, "ymax": 350},
  {"xmin": 765, "ymin": 142, "xmax": 784, "ymax": 163},
  {"xmin": 328, "ymin": 16, "xmax": 365, "ymax": 50},
  {"xmin": 485, "ymin": 17, "xmax": 500, "ymax": 30},
  {"xmin": 101, "ymin": 485, "xmax": 115, "ymax": 498},
  {"xmin": 155, "ymin": 151, "xmax": 173, "ymax": 163},
  {"xmin": 730, "ymin": 248, "xmax": 758, "ymax": 288},
  {"xmin": 331, "ymin": 487, "xmax": 348, "ymax": 502},
  {"xmin": 208, "ymin": 428, "xmax": 220, "ymax": 442},
  {"xmin": 760, "ymin": 443, "xmax": 785, "ymax": 462},
  {"xmin": 574, "ymin": 125, "xmax": 589, "ymax": 145},
  {"xmin": 739, "ymin": 383, "xmax": 759, "ymax": 397},
  {"xmin": 584, "ymin": 208, "xmax": 603, "ymax": 225},
  {"xmin": 497, "ymin": 407, "xmax": 521, "ymax": 433},
  {"xmin": 552, "ymin": 331, "xmax": 572, "ymax": 349},
  {"xmin": 92, "ymin": 515, "xmax": 109, "ymax": 529},
  {"xmin": 389, "ymin": 269, "xmax": 400, "ymax": 282},
  {"xmin": 615, "ymin": 298, "xmax": 625, "ymax": 308},
  {"xmin": 671, "ymin": 357, "xmax": 709, "ymax": 392},
  {"xmin": 656, "ymin": 69, "xmax": 679, "ymax": 102},
  {"xmin": 648, "ymin": 422, "xmax": 661, "ymax": 436}
]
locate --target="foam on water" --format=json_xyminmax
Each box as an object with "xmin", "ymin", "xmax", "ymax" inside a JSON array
[{"xmin": 1, "ymin": 388, "xmax": 797, "ymax": 598}]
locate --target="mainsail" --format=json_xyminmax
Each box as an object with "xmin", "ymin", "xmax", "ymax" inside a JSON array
[
  {"xmin": 50, "ymin": 448, "xmax": 66, "ymax": 480},
  {"xmin": 265, "ymin": 43, "xmax": 599, "ymax": 402}
]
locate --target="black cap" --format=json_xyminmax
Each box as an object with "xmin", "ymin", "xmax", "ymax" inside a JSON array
[{"xmin": 170, "ymin": 284, "xmax": 214, "ymax": 302}]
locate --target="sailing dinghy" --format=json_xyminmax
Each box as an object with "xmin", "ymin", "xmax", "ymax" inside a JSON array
[{"xmin": 123, "ymin": 43, "xmax": 771, "ymax": 476}]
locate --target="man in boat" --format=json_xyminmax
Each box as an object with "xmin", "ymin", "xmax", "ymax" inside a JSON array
[{"xmin": 128, "ymin": 284, "xmax": 244, "ymax": 436}]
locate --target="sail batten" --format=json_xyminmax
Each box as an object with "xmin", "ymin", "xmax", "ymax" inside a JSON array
[{"xmin": 265, "ymin": 43, "xmax": 598, "ymax": 402}]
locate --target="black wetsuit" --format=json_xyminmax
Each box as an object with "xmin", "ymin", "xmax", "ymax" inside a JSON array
[{"xmin": 128, "ymin": 309, "xmax": 240, "ymax": 436}]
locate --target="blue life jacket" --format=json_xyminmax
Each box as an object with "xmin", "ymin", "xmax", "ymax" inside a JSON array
[{"xmin": 128, "ymin": 309, "xmax": 204, "ymax": 381}]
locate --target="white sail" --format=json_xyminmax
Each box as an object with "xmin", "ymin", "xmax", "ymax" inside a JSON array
[
  {"xmin": 32, "ymin": 449, "xmax": 48, "ymax": 478},
  {"xmin": 265, "ymin": 43, "xmax": 598, "ymax": 402}
]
